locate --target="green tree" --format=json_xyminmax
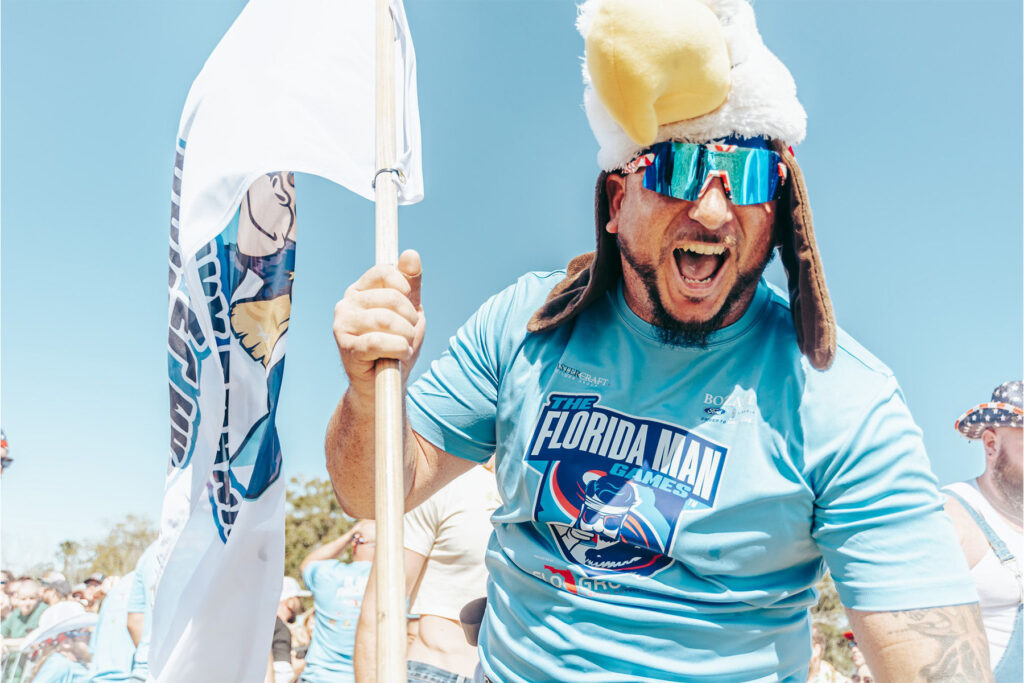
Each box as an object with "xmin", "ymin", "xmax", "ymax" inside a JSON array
[
  {"xmin": 284, "ymin": 477, "xmax": 355, "ymax": 581},
  {"xmin": 83, "ymin": 514, "xmax": 158, "ymax": 577},
  {"xmin": 811, "ymin": 572, "xmax": 854, "ymax": 674}
]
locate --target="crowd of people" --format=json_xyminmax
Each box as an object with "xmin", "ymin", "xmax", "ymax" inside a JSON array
[
  {"xmin": 2, "ymin": 571, "xmax": 112, "ymax": 641},
  {"xmin": 1, "ymin": 544, "xmax": 159, "ymax": 682}
]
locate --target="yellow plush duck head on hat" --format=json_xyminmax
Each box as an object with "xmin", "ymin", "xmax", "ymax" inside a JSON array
[{"xmin": 530, "ymin": 0, "xmax": 836, "ymax": 370}]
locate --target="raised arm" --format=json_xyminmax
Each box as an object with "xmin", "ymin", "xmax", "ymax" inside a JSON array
[
  {"xmin": 326, "ymin": 249, "xmax": 474, "ymax": 518},
  {"xmin": 299, "ymin": 520, "xmax": 370, "ymax": 573},
  {"xmin": 846, "ymin": 604, "xmax": 992, "ymax": 682}
]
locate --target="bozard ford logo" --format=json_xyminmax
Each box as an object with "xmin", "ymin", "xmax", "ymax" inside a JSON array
[{"xmin": 701, "ymin": 392, "xmax": 758, "ymax": 424}]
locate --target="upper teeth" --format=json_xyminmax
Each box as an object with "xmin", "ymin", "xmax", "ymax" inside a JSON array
[{"xmin": 678, "ymin": 243, "xmax": 726, "ymax": 256}]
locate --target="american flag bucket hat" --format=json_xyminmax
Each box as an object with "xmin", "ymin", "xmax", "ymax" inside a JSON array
[{"xmin": 955, "ymin": 381, "xmax": 1024, "ymax": 439}]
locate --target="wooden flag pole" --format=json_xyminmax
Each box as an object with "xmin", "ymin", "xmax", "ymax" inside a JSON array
[{"xmin": 373, "ymin": 0, "xmax": 407, "ymax": 680}]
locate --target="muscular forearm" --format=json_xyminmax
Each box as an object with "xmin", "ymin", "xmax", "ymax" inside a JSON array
[
  {"xmin": 325, "ymin": 387, "xmax": 418, "ymax": 519},
  {"xmin": 328, "ymin": 251, "xmax": 472, "ymax": 517},
  {"xmin": 847, "ymin": 603, "xmax": 992, "ymax": 682}
]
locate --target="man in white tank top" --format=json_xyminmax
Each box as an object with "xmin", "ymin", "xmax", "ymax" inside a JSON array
[{"xmin": 944, "ymin": 380, "xmax": 1023, "ymax": 683}]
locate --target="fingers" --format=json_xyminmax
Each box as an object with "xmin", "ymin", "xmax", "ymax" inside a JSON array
[
  {"xmin": 348, "ymin": 262, "xmax": 413, "ymax": 298},
  {"xmin": 398, "ymin": 249, "xmax": 422, "ymax": 310},
  {"xmin": 335, "ymin": 330, "xmax": 415, "ymax": 363},
  {"xmin": 348, "ymin": 250, "xmax": 421, "ymax": 296},
  {"xmin": 334, "ymin": 253, "xmax": 426, "ymax": 383},
  {"xmin": 339, "ymin": 289, "xmax": 420, "ymax": 329}
]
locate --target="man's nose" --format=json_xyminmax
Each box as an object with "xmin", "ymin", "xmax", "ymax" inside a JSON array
[{"xmin": 688, "ymin": 177, "xmax": 733, "ymax": 230}]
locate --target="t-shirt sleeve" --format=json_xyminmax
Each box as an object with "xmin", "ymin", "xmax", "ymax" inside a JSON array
[
  {"xmin": 407, "ymin": 280, "xmax": 526, "ymax": 464},
  {"xmin": 301, "ymin": 561, "xmax": 330, "ymax": 595},
  {"xmin": 126, "ymin": 570, "xmax": 147, "ymax": 614},
  {"xmin": 810, "ymin": 379, "xmax": 977, "ymax": 611},
  {"xmin": 404, "ymin": 494, "xmax": 441, "ymax": 558}
]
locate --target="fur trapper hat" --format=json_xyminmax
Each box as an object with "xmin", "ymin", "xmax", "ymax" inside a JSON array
[{"xmin": 529, "ymin": 0, "xmax": 836, "ymax": 370}]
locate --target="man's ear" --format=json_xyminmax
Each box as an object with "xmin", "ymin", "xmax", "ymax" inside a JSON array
[
  {"xmin": 605, "ymin": 173, "xmax": 626, "ymax": 234},
  {"xmin": 982, "ymin": 429, "xmax": 998, "ymax": 459}
]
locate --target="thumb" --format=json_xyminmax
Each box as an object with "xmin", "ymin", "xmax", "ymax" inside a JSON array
[{"xmin": 398, "ymin": 249, "xmax": 423, "ymax": 309}]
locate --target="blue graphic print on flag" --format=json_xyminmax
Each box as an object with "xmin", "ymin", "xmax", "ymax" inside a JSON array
[
  {"xmin": 167, "ymin": 154, "xmax": 295, "ymax": 542},
  {"xmin": 152, "ymin": 1, "xmax": 424, "ymax": 679},
  {"xmin": 526, "ymin": 393, "xmax": 727, "ymax": 578}
]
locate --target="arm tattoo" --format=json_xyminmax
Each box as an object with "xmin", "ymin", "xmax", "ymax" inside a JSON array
[{"xmin": 887, "ymin": 605, "xmax": 991, "ymax": 682}]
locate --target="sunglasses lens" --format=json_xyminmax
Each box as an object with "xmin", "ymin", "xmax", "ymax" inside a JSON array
[
  {"xmin": 705, "ymin": 147, "xmax": 782, "ymax": 205},
  {"xmin": 643, "ymin": 142, "xmax": 703, "ymax": 201},
  {"xmin": 640, "ymin": 142, "xmax": 784, "ymax": 205}
]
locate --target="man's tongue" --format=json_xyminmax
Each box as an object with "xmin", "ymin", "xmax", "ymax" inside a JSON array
[{"xmin": 676, "ymin": 250, "xmax": 720, "ymax": 282}]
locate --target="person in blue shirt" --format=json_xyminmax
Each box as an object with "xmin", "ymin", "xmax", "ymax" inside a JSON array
[
  {"xmin": 325, "ymin": 1, "xmax": 990, "ymax": 681},
  {"xmin": 87, "ymin": 571, "xmax": 136, "ymax": 682},
  {"xmin": 24, "ymin": 631, "xmax": 93, "ymax": 683},
  {"xmin": 125, "ymin": 545, "xmax": 158, "ymax": 682},
  {"xmin": 299, "ymin": 521, "xmax": 375, "ymax": 683}
]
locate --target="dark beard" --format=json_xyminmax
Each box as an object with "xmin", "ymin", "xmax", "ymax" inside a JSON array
[{"xmin": 619, "ymin": 239, "xmax": 775, "ymax": 348}]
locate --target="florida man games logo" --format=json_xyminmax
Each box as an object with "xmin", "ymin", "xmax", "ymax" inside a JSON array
[{"xmin": 526, "ymin": 394, "xmax": 727, "ymax": 579}]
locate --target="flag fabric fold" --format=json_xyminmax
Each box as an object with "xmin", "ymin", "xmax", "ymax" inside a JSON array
[
  {"xmin": 151, "ymin": 1, "xmax": 421, "ymax": 680},
  {"xmin": 176, "ymin": 0, "xmax": 423, "ymax": 260}
]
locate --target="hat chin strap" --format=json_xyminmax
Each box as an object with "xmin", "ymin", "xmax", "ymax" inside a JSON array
[{"xmin": 529, "ymin": 160, "xmax": 837, "ymax": 372}]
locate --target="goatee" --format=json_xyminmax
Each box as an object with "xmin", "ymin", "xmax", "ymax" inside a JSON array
[{"xmin": 619, "ymin": 239, "xmax": 775, "ymax": 348}]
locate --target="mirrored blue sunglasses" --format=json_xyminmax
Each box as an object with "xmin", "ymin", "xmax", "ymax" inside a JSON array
[{"xmin": 623, "ymin": 138, "xmax": 788, "ymax": 206}]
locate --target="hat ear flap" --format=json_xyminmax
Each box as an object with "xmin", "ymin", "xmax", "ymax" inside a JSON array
[{"xmin": 772, "ymin": 140, "xmax": 836, "ymax": 370}]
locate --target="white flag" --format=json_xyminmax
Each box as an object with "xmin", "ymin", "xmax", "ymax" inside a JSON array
[
  {"xmin": 151, "ymin": 0, "xmax": 422, "ymax": 680},
  {"xmin": 175, "ymin": 0, "xmax": 422, "ymax": 259}
]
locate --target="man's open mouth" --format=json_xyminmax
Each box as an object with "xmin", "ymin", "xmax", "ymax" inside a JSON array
[{"xmin": 673, "ymin": 242, "xmax": 728, "ymax": 286}]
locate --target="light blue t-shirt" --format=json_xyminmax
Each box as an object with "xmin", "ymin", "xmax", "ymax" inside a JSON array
[
  {"xmin": 126, "ymin": 546, "xmax": 158, "ymax": 680},
  {"xmin": 88, "ymin": 571, "xmax": 136, "ymax": 681},
  {"xmin": 407, "ymin": 272, "xmax": 977, "ymax": 683},
  {"xmin": 300, "ymin": 560, "xmax": 372, "ymax": 683},
  {"xmin": 32, "ymin": 655, "xmax": 91, "ymax": 683}
]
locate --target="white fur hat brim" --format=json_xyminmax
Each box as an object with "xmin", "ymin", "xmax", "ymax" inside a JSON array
[{"xmin": 579, "ymin": 0, "xmax": 807, "ymax": 171}]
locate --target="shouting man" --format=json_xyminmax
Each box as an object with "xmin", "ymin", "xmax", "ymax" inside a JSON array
[{"xmin": 327, "ymin": 0, "xmax": 989, "ymax": 680}]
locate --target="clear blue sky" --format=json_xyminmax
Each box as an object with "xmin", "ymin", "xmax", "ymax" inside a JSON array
[{"xmin": 2, "ymin": 0, "xmax": 1021, "ymax": 572}]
